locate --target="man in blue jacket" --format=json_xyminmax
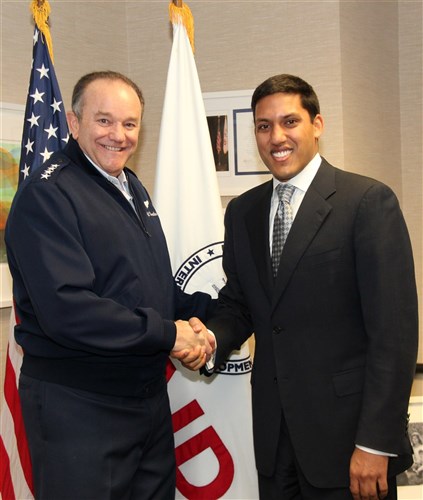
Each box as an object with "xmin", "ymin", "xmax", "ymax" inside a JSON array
[{"xmin": 5, "ymin": 71, "xmax": 215, "ymax": 500}]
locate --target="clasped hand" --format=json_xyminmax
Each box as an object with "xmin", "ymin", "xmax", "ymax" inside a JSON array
[{"xmin": 170, "ymin": 317, "xmax": 216, "ymax": 371}]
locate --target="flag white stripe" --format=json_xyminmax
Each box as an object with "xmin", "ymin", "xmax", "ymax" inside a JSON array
[{"xmin": 1, "ymin": 403, "xmax": 32, "ymax": 499}]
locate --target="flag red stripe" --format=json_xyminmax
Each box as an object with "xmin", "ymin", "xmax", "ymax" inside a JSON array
[
  {"xmin": 0, "ymin": 434, "xmax": 16, "ymax": 500},
  {"xmin": 3, "ymin": 348, "xmax": 34, "ymax": 494}
]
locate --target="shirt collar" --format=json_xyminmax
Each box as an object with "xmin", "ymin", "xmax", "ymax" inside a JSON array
[{"xmin": 83, "ymin": 153, "xmax": 129, "ymax": 192}]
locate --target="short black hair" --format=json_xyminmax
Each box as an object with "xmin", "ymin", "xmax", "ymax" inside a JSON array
[{"xmin": 251, "ymin": 74, "xmax": 320, "ymax": 121}]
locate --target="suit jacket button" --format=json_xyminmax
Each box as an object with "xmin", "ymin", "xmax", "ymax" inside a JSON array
[{"xmin": 273, "ymin": 326, "xmax": 283, "ymax": 335}]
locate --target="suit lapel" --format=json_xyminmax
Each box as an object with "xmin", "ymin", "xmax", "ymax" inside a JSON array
[
  {"xmin": 245, "ymin": 181, "xmax": 274, "ymax": 300},
  {"xmin": 271, "ymin": 160, "xmax": 336, "ymax": 312}
]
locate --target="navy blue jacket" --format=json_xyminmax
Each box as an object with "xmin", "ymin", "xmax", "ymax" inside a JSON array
[{"xmin": 6, "ymin": 138, "xmax": 213, "ymax": 396}]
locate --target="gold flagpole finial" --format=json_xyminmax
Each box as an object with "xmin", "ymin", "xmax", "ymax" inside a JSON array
[
  {"xmin": 30, "ymin": 0, "xmax": 54, "ymax": 63},
  {"xmin": 169, "ymin": 0, "xmax": 195, "ymax": 53}
]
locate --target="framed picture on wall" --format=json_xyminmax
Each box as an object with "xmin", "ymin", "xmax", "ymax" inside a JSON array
[
  {"xmin": 0, "ymin": 102, "xmax": 24, "ymax": 307},
  {"xmin": 397, "ymin": 396, "xmax": 423, "ymax": 499},
  {"xmin": 203, "ymin": 90, "xmax": 271, "ymax": 196}
]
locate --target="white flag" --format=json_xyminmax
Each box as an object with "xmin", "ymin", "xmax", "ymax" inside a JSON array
[{"xmin": 153, "ymin": 5, "xmax": 258, "ymax": 500}]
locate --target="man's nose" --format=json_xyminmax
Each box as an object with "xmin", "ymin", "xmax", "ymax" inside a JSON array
[
  {"xmin": 271, "ymin": 125, "xmax": 286, "ymax": 144},
  {"xmin": 109, "ymin": 123, "xmax": 125, "ymax": 141}
]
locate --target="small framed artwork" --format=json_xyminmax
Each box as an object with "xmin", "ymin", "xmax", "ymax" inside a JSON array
[
  {"xmin": 203, "ymin": 90, "xmax": 271, "ymax": 196},
  {"xmin": 0, "ymin": 102, "xmax": 24, "ymax": 307},
  {"xmin": 398, "ymin": 396, "xmax": 423, "ymax": 499}
]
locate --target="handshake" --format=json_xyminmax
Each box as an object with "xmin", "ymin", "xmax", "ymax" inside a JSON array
[{"xmin": 170, "ymin": 317, "xmax": 216, "ymax": 371}]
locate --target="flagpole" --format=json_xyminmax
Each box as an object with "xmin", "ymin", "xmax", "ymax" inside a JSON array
[
  {"xmin": 169, "ymin": 0, "xmax": 194, "ymax": 52},
  {"xmin": 30, "ymin": 0, "xmax": 54, "ymax": 63}
]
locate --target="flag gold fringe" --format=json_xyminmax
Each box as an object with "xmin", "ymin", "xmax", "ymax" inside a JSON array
[
  {"xmin": 169, "ymin": 1, "xmax": 195, "ymax": 53},
  {"xmin": 30, "ymin": 0, "xmax": 54, "ymax": 63}
]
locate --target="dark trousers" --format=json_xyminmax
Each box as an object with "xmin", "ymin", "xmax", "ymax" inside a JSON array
[
  {"xmin": 19, "ymin": 374, "xmax": 176, "ymax": 500},
  {"xmin": 258, "ymin": 414, "xmax": 398, "ymax": 500}
]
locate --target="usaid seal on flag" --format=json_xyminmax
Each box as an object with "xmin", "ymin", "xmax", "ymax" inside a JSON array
[
  {"xmin": 174, "ymin": 241, "xmax": 253, "ymax": 377},
  {"xmin": 168, "ymin": 238, "xmax": 256, "ymax": 499},
  {"xmin": 175, "ymin": 242, "xmax": 225, "ymax": 297}
]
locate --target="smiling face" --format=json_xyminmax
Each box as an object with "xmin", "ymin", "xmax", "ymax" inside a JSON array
[
  {"xmin": 67, "ymin": 78, "xmax": 142, "ymax": 177},
  {"xmin": 254, "ymin": 92, "xmax": 324, "ymax": 182}
]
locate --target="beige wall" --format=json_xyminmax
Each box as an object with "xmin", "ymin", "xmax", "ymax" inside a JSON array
[{"xmin": 1, "ymin": 0, "xmax": 422, "ymax": 390}]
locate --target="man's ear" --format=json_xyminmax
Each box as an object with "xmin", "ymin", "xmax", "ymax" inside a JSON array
[
  {"xmin": 313, "ymin": 113, "xmax": 324, "ymax": 140},
  {"xmin": 66, "ymin": 111, "xmax": 79, "ymax": 139}
]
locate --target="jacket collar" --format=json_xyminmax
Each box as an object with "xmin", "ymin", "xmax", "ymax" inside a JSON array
[{"xmin": 245, "ymin": 159, "xmax": 336, "ymax": 307}]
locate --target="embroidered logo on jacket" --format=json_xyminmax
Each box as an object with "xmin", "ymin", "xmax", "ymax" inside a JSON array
[{"xmin": 143, "ymin": 199, "xmax": 158, "ymax": 217}]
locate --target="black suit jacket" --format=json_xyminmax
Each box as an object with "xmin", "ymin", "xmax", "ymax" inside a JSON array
[{"xmin": 207, "ymin": 159, "xmax": 418, "ymax": 488}]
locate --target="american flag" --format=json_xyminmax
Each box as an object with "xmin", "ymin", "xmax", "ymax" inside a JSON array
[
  {"xmin": 0, "ymin": 27, "xmax": 68, "ymax": 500},
  {"xmin": 19, "ymin": 28, "xmax": 69, "ymax": 182}
]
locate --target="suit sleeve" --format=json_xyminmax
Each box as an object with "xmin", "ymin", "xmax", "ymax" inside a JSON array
[
  {"xmin": 353, "ymin": 182, "xmax": 418, "ymax": 453},
  {"xmin": 173, "ymin": 285, "xmax": 216, "ymax": 322},
  {"xmin": 206, "ymin": 199, "xmax": 254, "ymax": 368},
  {"xmin": 7, "ymin": 181, "xmax": 176, "ymax": 357}
]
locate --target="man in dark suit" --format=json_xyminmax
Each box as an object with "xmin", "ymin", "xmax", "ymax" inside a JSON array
[{"xmin": 204, "ymin": 74, "xmax": 418, "ymax": 499}]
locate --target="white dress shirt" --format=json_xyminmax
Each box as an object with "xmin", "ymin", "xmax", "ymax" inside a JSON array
[
  {"xmin": 83, "ymin": 154, "xmax": 137, "ymax": 211},
  {"xmin": 269, "ymin": 153, "xmax": 321, "ymax": 251}
]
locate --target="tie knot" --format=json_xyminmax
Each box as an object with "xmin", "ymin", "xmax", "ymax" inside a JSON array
[{"xmin": 276, "ymin": 183, "xmax": 295, "ymax": 203}]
